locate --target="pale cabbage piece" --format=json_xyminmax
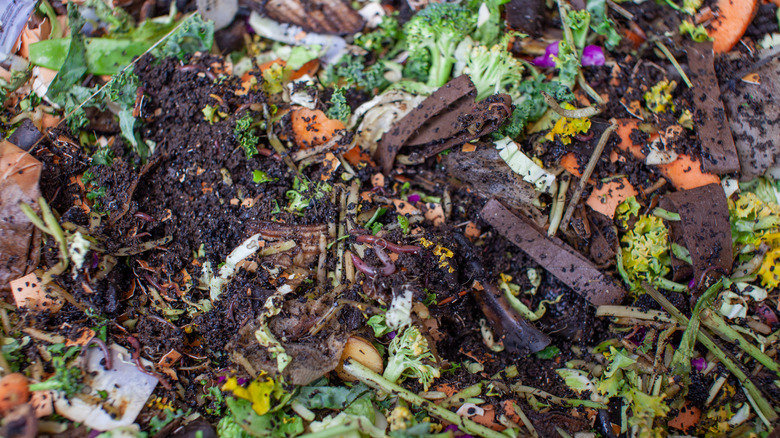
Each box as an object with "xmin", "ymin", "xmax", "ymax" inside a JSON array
[{"xmin": 349, "ymin": 90, "xmax": 425, "ymax": 156}]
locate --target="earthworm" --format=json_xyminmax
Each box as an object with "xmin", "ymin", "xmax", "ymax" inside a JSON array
[
  {"xmin": 127, "ymin": 336, "xmax": 172, "ymax": 389},
  {"xmin": 488, "ymin": 100, "xmax": 512, "ymax": 117},
  {"xmin": 355, "ymin": 234, "xmax": 421, "ymax": 254},
  {"xmin": 134, "ymin": 212, "xmax": 154, "ymax": 222},
  {"xmin": 351, "ymin": 246, "xmax": 396, "ymax": 277},
  {"xmin": 574, "ymin": 131, "xmax": 595, "ymax": 142},
  {"xmin": 351, "ymin": 253, "xmax": 378, "ymax": 277},
  {"xmin": 176, "ymin": 64, "xmax": 216, "ymax": 81},
  {"xmin": 696, "ymin": 266, "xmax": 728, "ymax": 289},
  {"xmin": 374, "ymin": 246, "xmax": 396, "ymax": 276},
  {"xmin": 82, "ymin": 337, "xmax": 112, "ymax": 370}
]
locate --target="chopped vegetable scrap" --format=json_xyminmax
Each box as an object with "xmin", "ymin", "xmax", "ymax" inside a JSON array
[{"xmin": 2, "ymin": 0, "xmax": 780, "ymax": 436}]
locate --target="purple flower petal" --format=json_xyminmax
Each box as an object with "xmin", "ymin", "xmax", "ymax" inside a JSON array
[
  {"xmin": 581, "ymin": 45, "xmax": 605, "ymax": 67},
  {"xmin": 691, "ymin": 357, "xmax": 707, "ymax": 372},
  {"xmin": 407, "ymin": 193, "xmax": 421, "ymax": 204},
  {"xmin": 533, "ymin": 41, "xmax": 559, "ymax": 68}
]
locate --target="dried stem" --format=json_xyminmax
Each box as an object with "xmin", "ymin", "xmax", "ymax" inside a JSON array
[{"xmin": 561, "ymin": 123, "xmax": 617, "ymax": 231}]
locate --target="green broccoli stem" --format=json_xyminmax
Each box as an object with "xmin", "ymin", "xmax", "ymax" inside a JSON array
[
  {"xmin": 642, "ymin": 282, "xmax": 779, "ymax": 424},
  {"xmin": 343, "ymin": 360, "xmax": 508, "ymax": 438},
  {"xmin": 669, "ymin": 281, "xmax": 720, "ymax": 376},
  {"xmin": 28, "ymin": 379, "xmax": 67, "ymax": 392},
  {"xmin": 699, "ymin": 308, "xmax": 780, "ymax": 374},
  {"xmin": 653, "ymin": 277, "xmax": 688, "ymax": 293},
  {"xmin": 382, "ymin": 355, "xmax": 409, "ymax": 387}
]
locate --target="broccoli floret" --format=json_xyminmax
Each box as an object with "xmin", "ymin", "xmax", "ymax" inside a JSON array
[
  {"xmin": 495, "ymin": 79, "xmax": 572, "ymax": 139},
  {"xmin": 402, "ymin": 49, "xmax": 431, "ymax": 83},
  {"xmin": 463, "ymin": 36, "xmax": 524, "ymax": 101},
  {"xmin": 468, "ymin": 0, "xmax": 511, "ymax": 46},
  {"xmin": 28, "ymin": 344, "xmax": 83, "ymax": 397},
  {"xmin": 355, "ymin": 13, "xmax": 404, "ymax": 57},
  {"xmin": 326, "ymin": 87, "xmax": 351, "ymax": 123},
  {"xmin": 403, "ymin": 3, "xmax": 476, "ymax": 88},
  {"xmin": 382, "ymin": 326, "xmax": 440, "ymax": 391},
  {"xmin": 325, "ymin": 55, "xmax": 388, "ymax": 92},
  {"xmin": 234, "ymin": 114, "xmax": 260, "ymax": 159}
]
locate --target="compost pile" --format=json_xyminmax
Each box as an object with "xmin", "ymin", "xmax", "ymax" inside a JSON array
[{"xmin": 2, "ymin": 0, "xmax": 780, "ymax": 436}]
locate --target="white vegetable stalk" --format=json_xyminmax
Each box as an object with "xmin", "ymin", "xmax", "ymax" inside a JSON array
[
  {"xmin": 494, "ymin": 137, "xmax": 556, "ymax": 194},
  {"xmin": 208, "ymin": 232, "xmax": 265, "ymax": 301}
]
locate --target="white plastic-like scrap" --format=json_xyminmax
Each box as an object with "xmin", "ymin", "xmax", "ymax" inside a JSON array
[
  {"xmin": 54, "ymin": 344, "xmax": 158, "ymax": 431},
  {"xmin": 494, "ymin": 137, "xmax": 556, "ymax": 194}
]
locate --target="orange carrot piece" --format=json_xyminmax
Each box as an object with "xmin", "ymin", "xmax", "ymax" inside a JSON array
[
  {"xmin": 290, "ymin": 59, "xmax": 320, "ymax": 80},
  {"xmin": 669, "ymin": 402, "xmax": 702, "ymax": 433},
  {"xmin": 257, "ymin": 59, "xmax": 285, "ymax": 71},
  {"xmin": 612, "ymin": 118, "xmax": 646, "ymax": 160},
  {"xmin": 0, "ymin": 373, "xmax": 30, "ymax": 415},
  {"xmin": 707, "ymin": 0, "xmax": 759, "ymax": 53},
  {"xmin": 290, "ymin": 107, "xmax": 345, "ymax": 148},
  {"xmin": 657, "ymin": 154, "xmax": 721, "ymax": 190},
  {"xmin": 560, "ymin": 152, "xmax": 583, "ymax": 177},
  {"xmin": 586, "ymin": 178, "xmax": 638, "ymax": 219}
]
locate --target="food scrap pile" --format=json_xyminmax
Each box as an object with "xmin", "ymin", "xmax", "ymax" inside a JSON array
[{"xmin": 2, "ymin": 0, "xmax": 780, "ymax": 436}]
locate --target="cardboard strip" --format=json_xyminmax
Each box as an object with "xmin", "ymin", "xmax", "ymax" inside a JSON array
[
  {"xmin": 480, "ymin": 199, "xmax": 626, "ymax": 306},
  {"xmin": 686, "ymin": 41, "xmax": 740, "ymax": 174}
]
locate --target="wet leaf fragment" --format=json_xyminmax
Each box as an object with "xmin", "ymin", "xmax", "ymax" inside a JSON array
[
  {"xmin": 0, "ymin": 140, "xmax": 42, "ymax": 295},
  {"xmin": 685, "ymin": 41, "xmax": 740, "ymax": 174},
  {"xmin": 480, "ymin": 199, "xmax": 626, "ymax": 306},
  {"xmin": 658, "ymin": 183, "xmax": 733, "ymax": 290},
  {"xmin": 376, "ymin": 75, "xmax": 511, "ymax": 173}
]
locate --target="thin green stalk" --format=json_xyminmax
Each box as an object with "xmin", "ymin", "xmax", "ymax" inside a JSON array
[
  {"xmin": 511, "ymin": 403, "xmax": 539, "ymax": 438},
  {"xmin": 655, "ymin": 41, "xmax": 692, "ymax": 88},
  {"xmin": 439, "ymin": 383, "xmax": 482, "ymax": 409},
  {"xmin": 651, "ymin": 207, "xmax": 681, "ymax": 221},
  {"xmin": 20, "ymin": 198, "xmax": 69, "ymax": 284},
  {"xmin": 654, "ymin": 277, "xmax": 689, "ymax": 293},
  {"xmin": 700, "ymin": 309, "xmax": 780, "ymax": 374},
  {"xmin": 642, "ymin": 283, "xmax": 779, "ymax": 423},
  {"xmin": 343, "ymin": 360, "xmax": 508, "ymax": 438},
  {"xmin": 596, "ymin": 305, "xmax": 676, "ymax": 324},
  {"xmin": 511, "ymin": 384, "xmax": 608, "ymax": 409}
]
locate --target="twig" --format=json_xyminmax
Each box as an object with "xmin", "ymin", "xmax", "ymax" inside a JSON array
[
  {"xmin": 607, "ymin": 0, "xmax": 634, "ymax": 20},
  {"xmin": 642, "ymin": 282, "xmax": 779, "ymax": 423},
  {"xmin": 655, "ymin": 41, "xmax": 692, "ymax": 88},
  {"xmin": 561, "ymin": 123, "xmax": 617, "ymax": 231},
  {"xmin": 578, "ymin": 71, "xmax": 605, "ymax": 105},
  {"xmin": 542, "ymin": 92, "xmax": 601, "ymax": 118}
]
